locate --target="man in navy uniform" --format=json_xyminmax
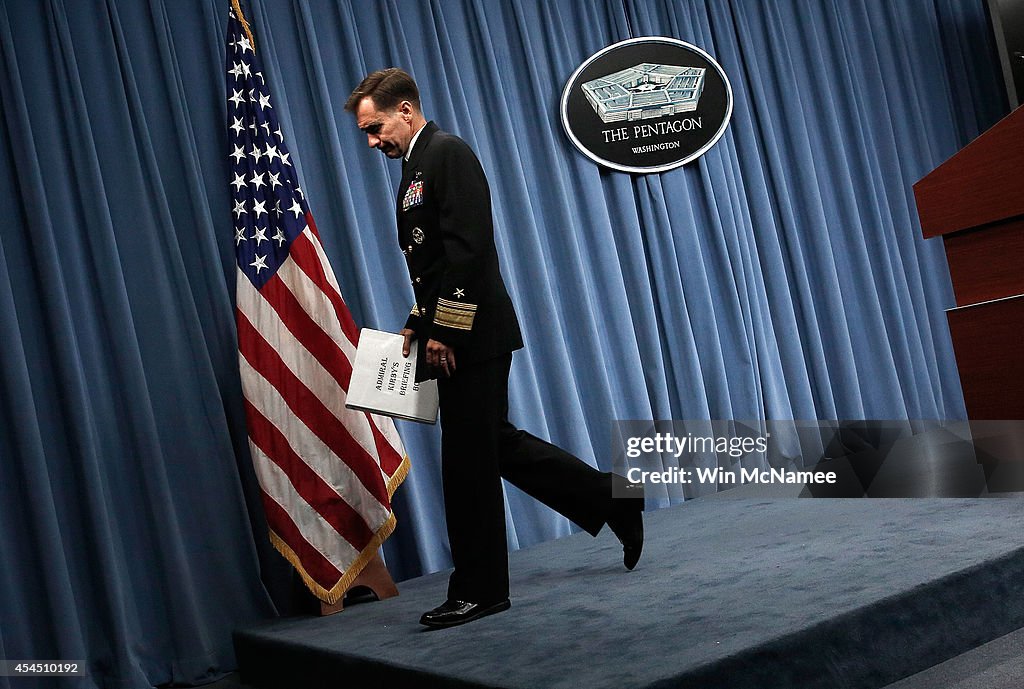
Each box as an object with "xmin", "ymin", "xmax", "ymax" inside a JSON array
[{"xmin": 346, "ymin": 68, "xmax": 643, "ymax": 629}]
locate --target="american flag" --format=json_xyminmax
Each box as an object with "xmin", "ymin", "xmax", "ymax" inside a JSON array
[{"xmin": 226, "ymin": 3, "xmax": 408, "ymax": 604}]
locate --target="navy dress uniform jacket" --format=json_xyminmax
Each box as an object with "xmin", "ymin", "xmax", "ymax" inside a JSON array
[{"xmin": 397, "ymin": 122, "xmax": 523, "ymax": 381}]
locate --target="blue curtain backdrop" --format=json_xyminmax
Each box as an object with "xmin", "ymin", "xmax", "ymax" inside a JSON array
[{"xmin": 0, "ymin": 0, "xmax": 1007, "ymax": 687}]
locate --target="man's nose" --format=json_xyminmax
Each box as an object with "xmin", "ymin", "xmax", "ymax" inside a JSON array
[{"xmin": 367, "ymin": 134, "xmax": 380, "ymax": 148}]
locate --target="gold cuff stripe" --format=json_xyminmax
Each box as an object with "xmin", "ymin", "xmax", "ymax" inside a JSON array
[
  {"xmin": 434, "ymin": 300, "xmax": 477, "ymax": 331},
  {"xmin": 437, "ymin": 297, "xmax": 477, "ymax": 312}
]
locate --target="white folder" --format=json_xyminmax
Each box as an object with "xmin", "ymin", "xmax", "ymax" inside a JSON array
[{"xmin": 345, "ymin": 329, "xmax": 439, "ymax": 424}]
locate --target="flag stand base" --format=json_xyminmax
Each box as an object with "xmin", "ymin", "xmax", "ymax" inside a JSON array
[{"xmin": 319, "ymin": 550, "xmax": 398, "ymax": 616}]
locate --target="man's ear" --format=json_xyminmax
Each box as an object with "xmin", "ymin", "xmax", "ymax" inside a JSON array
[{"xmin": 399, "ymin": 100, "xmax": 413, "ymax": 121}]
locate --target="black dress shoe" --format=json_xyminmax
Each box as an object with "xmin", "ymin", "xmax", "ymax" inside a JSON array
[
  {"xmin": 607, "ymin": 496, "xmax": 644, "ymax": 570},
  {"xmin": 419, "ymin": 598, "xmax": 511, "ymax": 629}
]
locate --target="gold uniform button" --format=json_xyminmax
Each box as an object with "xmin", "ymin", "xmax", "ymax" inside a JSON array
[{"xmin": 415, "ymin": 277, "xmax": 421, "ymax": 284}]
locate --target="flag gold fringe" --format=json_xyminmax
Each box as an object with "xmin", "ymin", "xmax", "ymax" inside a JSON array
[
  {"xmin": 269, "ymin": 454, "xmax": 411, "ymax": 605},
  {"xmin": 230, "ymin": 0, "xmax": 256, "ymax": 53},
  {"xmin": 386, "ymin": 453, "xmax": 411, "ymax": 498}
]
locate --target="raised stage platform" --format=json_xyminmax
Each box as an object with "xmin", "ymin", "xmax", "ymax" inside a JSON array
[{"xmin": 234, "ymin": 492, "xmax": 1024, "ymax": 689}]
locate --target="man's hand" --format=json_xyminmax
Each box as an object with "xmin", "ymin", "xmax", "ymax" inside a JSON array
[
  {"xmin": 425, "ymin": 338, "xmax": 456, "ymax": 377},
  {"xmin": 399, "ymin": 328, "xmax": 416, "ymax": 357}
]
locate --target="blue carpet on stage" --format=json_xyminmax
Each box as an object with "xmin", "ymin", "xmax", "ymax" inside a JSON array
[{"xmin": 234, "ymin": 492, "xmax": 1024, "ymax": 689}]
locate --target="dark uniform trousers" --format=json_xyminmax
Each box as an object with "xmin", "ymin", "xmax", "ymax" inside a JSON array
[{"xmin": 438, "ymin": 353, "xmax": 614, "ymax": 605}]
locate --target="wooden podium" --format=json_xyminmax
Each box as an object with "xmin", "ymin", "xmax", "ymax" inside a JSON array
[{"xmin": 913, "ymin": 106, "xmax": 1024, "ymax": 419}]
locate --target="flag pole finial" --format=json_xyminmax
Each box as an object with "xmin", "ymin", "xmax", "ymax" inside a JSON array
[{"xmin": 231, "ymin": 0, "xmax": 256, "ymax": 53}]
